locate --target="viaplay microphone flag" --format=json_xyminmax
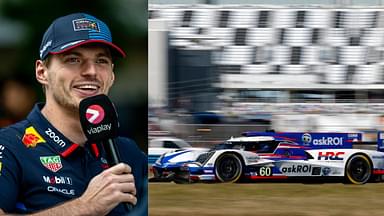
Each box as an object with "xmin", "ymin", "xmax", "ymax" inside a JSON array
[{"xmin": 79, "ymin": 94, "xmax": 119, "ymax": 142}]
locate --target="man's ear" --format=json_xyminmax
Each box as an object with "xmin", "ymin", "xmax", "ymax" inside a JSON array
[
  {"xmin": 35, "ymin": 60, "xmax": 48, "ymax": 85},
  {"xmin": 111, "ymin": 71, "xmax": 115, "ymax": 85},
  {"xmin": 110, "ymin": 63, "xmax": 115, "ymax": 85}
]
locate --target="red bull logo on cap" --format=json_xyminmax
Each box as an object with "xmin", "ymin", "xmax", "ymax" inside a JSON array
[{"xmin": 73, "ymin": 18, "xmax": 99, "ymax": 32}]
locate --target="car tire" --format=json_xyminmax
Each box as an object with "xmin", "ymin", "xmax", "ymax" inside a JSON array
[
  {"xmin": 215, "ymin": 153, "xmax": 243, "ymax": 183},
  {"xmin": 345, "ymin": 154, "xmax": 372, "ymax": 185}
]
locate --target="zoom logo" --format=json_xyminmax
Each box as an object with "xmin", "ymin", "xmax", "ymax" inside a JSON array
[
  {"xmin": 45, "ymin": 128, "xmax": 66, "ymax": 147},
  {"xmin": 86, "ymin": 105, "xmax": 105, "ymax": 124}
]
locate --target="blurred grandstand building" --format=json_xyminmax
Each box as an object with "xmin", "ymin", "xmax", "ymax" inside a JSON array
[{"xmin": 149, "ymin": 0, "xmax": 384, "ymax": 137}]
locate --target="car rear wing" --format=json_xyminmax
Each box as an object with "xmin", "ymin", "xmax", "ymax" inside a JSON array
[{"xmin": 242, "ymin": 131, "xmax": 362, "ymax": 149}]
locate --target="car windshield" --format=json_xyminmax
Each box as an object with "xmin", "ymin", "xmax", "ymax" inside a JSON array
[{"xmin": 211, "ymin": 143, "xmax": 232, "ymax": 150}]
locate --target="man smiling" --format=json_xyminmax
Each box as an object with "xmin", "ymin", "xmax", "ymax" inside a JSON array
[{"xmin": 0, "ymin": 13, "xmax": 147, "ymax": 215}]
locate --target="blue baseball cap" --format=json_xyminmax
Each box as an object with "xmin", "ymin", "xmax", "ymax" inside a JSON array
[{"xmin": 39, "ymin": 13, "xmax": 126, "ymax": 60}]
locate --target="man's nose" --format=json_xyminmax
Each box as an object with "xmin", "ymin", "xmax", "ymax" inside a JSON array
[{"xmin": 81, "ymin": 61, "xmax": 98, "ymax": 76}]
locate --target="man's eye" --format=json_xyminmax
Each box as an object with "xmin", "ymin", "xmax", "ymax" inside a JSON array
[
  {"xmin": 96, "ymin": 58, "xmax": 110, "ymax": 64},
  {"xmin": 66, "ymin": 57, "xmax": 80, "ymax": 64}
]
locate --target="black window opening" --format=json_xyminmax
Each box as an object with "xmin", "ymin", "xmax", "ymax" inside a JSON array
[
  {"xmin": 148, "ymin": 10, "xmax": 158, "ymax": 19},
  {"xmin": 334, "ymin": 90, "xmax": 356, "ymax": 102},
  {"xmin": 181, "ymin": 10, "xmax": 193, "ymax": 27},
  {"xmin": 334, "ymin": 11, "xmax": 345, "ymax": 28},
  {"xmin": 234, "ymin": 28, "xmax": 247, "ymax": 46},
  {"xmin": 278, "ymin": 28, "xmax": 285, "ymax": 44},
  {"xmin": 368, "ymin": 90, "xmax": 384, "ymax": 101},
  {"xmin": 197, "ymin": 27, "xmax": 206, "ymax": 34},
  {"xmin": 349, "ymin": 36, "xmax": 360, "ymax": 46},
  {"xmin": 218, "ymin": 10, "xmax": 231, "ymax": 28},
  {"xmin": 273, "ymin": 65, "xmax": 281, "ymax": 74},
  {"xmin": 346, "ymin": 65, "xmax": 356, "ymax": 84},
  {"xmin": 163, "ymin": 141, "xmax": 180, "ymax": 149},
  {"xmin": 291, "ymin": 47, "xmax": 302, "ymax": 65},
  {"xmin": 296, "ymin": 10, "xmax": 306, "ymax": 28},
  {"xmin": 347, "ymin": 29, "xmax": 364, "ymax": 46},
  {"xmin": 372, "ymin": 11, "xmax": 379, "ymax": 28},
  {"xmin": 258, "ymin": 10, "xmax": 270, "ymax": 28},
  {"xmin": 311, "ymin": 28, "xmax": 320, "ymax": 44}
]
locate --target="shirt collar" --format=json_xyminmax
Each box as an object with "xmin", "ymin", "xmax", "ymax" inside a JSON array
[{"xmin": 26, "ymin": 103, "xmax": 80, "ymax": 157}]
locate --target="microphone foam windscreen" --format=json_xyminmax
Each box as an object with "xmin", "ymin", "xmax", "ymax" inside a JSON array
[{"xmin": 79, "ymin": 94, "xmax": 119, "ymax": 142}]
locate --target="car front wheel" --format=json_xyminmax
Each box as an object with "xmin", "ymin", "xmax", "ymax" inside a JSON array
[{"xmin": 215, "ymin": 153, "xmax": 243, "ymax": 183}]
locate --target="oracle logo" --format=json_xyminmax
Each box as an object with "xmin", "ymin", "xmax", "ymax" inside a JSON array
[{"xmin": 86, "ymin": 105, "xmax": 105, "ymax": 124}]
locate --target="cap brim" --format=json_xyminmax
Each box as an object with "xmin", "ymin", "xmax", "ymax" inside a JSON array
[{"xmin": 49, "ymin": 39, "xmax": 126, "ymax": 58}]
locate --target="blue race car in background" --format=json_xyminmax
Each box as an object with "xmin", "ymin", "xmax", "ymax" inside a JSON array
[{"xmin": 151, "ymin": 132, "xmax": 384, "ymax": 184}]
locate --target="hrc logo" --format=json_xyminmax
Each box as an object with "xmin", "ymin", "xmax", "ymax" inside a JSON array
[{"xmin": 318, "ymin": 151, "xmax": 345, "ymax": 160}]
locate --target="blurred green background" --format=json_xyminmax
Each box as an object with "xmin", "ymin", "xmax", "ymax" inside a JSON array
[{"xmin": 0, "ymin": 0, "xmax": 148, "ymax": 152}]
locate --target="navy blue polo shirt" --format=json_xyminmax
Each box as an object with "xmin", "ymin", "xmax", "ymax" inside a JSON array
[{"xmin": 0, "ymin": 103, "xmax": 147, "ymax": 215}]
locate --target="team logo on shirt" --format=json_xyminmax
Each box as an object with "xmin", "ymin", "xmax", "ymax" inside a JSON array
[
  {"xmin": 22, "ymin": 126, "xmax": 46, "ymax": 148},
  {"xmin": 45, "ymin": 128, "xmax": 66, "ymax": 148},
  {"xmin": 47, "ymin": 186, "xmax": 75, "ymax": 196},
  {"xmin": 43, "ymin": 175, "xmax": 73, "ymax": 185},
  {"xmin": 40, "ymin": 156, "xmax": 63, "ymax": 172}
]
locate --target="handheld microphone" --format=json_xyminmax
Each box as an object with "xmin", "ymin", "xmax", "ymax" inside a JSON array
[{"xmin": 79, "ymin": 94, "xmax": 132, "ymax": 212}]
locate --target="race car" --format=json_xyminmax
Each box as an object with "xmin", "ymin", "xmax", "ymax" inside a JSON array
[
  {"xmin": 148, "ymin": 137, "xmax": 208, "ymax": 165},
  {"xmin": 151, "ymin": 132, "xmax": 384, "ymax": 184}
]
